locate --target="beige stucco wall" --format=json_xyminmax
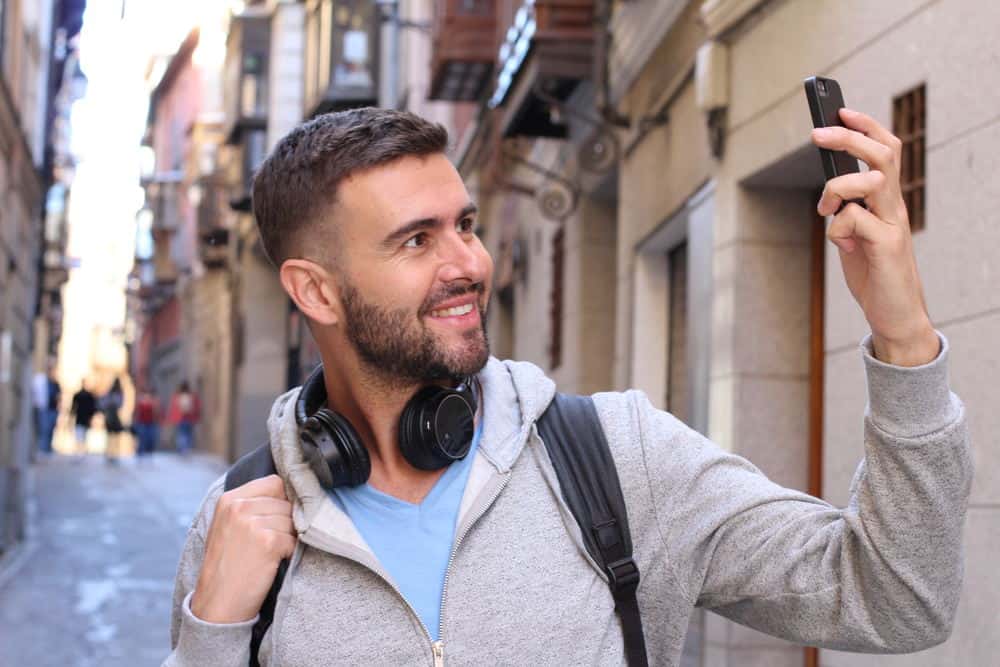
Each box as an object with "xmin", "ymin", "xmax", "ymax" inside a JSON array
[
  {"xmin": 234, "ymin": 219, "xmax": 288, "ymax": 459},
  {"xmin": 475, "ymin": 134, "xmax": 616, "ymax": 396},
  {"xmin": 188, "ymin": 270, "xmax": 234, "ymax": 461},
  {"xmin": 617, "ymin": 80, "xmax": 714, "ymax": 392},
  {"xmin": 548, "ymin": 192, "xmax": 617, "ymax": 395}
]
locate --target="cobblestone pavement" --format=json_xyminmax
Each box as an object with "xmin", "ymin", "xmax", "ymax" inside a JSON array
[{"xmin": 0, "ymin": 452, "xmax": 227, "ymax": 666}]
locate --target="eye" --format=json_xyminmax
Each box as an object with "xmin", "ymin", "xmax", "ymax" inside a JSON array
[
  {"xmin": 403, "ymin": 233, "xmax": 428, "ymax": 248},
  {"xmin": 457, "ymin": 217, "xmax": 475, "ymax": 234}
]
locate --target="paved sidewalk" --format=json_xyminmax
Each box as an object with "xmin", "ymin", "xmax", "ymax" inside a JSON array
[{"xmin": 0, "ymin": 452, "xmax": 227, "ymax": 666}]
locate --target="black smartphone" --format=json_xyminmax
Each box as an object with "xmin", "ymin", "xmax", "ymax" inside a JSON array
[{"xmin": 803, "ymin": 76, "xmax": 861, "ymax": 181}]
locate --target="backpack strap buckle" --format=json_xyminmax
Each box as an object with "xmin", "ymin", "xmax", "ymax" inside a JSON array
[{"xmin": 606, "ymin": 557, "xmax": 640, "ymax": 594}]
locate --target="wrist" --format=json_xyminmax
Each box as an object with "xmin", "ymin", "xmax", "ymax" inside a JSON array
[
  {"xmin": 191, "ymin": 588, "xmax": 256, "ymax": 624},
  {"xmin": 871, "ymin": 324, "xmax": 940, "ymax": 367}
]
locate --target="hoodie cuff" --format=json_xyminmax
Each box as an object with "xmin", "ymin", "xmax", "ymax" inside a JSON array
[
  {"xmin": 861, "ymin": 330, "xmax": 959, "ymax": 439},
  {"xmin": 174, "ymin": 591, "xmax": 256, "ymax": 665}
]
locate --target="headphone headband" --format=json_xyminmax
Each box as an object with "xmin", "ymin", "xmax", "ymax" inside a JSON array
[{"xmin": 296, "ymin": 364, "xmax": 328, "ymax": 427}]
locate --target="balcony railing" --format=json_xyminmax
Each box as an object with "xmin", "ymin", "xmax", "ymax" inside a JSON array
[
  {"xmin": 303, "ymin": 0, "xmax": 379, "ymax": 118},
  {"xmin": 429, "ymin": 0, "xmax": 497, "ymax": 101},
  {"xmin": 141, "ymin": 175, "xmax": 183, "ymax": 232},
  {"xmin": 200, "ymin": 229, "xmax": 231, "ymax": 270},
  {"xmin": 534, "ymin": 0, "xmax": 595, "ymax": 40},
  {"xmin": 489, "ymin": 0, "xmax": 596, "ymax": 137},
  {"xmin": 196, "ymin": 176, "xmax": 229, "ymax": 236},
  {"xmin": 224, "ymin": 9, "xmax": 270, "ymax": 144},
  {"xmin": 196, "ymin": 176, "xmax": 231, "ymax": 270}
]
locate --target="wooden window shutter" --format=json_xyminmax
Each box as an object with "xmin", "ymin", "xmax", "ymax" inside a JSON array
[
  {"xmin": 549, "ymin": 226, "xmax": 564, "ymax": 370},
  {"xmin": 892, "ymin": 84, "xmax": 927, "ymax": 232}
]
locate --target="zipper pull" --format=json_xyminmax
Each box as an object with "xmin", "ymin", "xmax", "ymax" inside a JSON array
[{"xmin": 432, "ymin": 640, "xmax": 444, "ymax": 667}]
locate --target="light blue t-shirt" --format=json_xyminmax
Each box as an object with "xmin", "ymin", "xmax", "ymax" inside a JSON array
[{"xmin": 330, "ymin": 423, "xmax": 482, "ymax": 641}]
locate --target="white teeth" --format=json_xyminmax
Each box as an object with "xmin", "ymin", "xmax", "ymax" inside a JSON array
[{"xmin": 431, "ymin": 303, "xmax": 474, "ymax": 318}]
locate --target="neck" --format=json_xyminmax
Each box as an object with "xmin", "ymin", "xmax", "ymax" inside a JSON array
[{"xmin": 318, "ymin": 349, "xmax": 450, "ymax": 503}]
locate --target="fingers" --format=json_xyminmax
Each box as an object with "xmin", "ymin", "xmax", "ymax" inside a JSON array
[
  {"xmin": 838, "ymin": 108, "xmax": 903, "ymax": 162},
  {"xmin": 811, "ymin": 108, "xmax": 909, "ymax": 220},
  {"xmin": 271, "ymin": 533, "xmax": 297, "ymax": 560},
  {"xmin": 253, "ymin": 514, "xmax": 296, "ymax": 536},
  {"xmin": 811, "ymin": 124, "xmax": 896, "ymax": 176},
  {"xmin": 818, "ymin": 170, "xmax": 887, "ymax": 217},
  {"xmin": 234, "ymin": 496, "xmax": 293, "ymax": 517},
  {"xmin": 826, "ymin": 202, "xmax": 890, "ymax": 253},
  {"xmin": 811, "ymin": 106, "xmax": 903, "ymax": 178}
]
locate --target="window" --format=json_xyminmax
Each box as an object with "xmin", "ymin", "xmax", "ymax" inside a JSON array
[
  {"xmin": 893, "ymin": 84, "xmax": 926, "ymax": 232},
  {"xmin": 549, "ymin": 226, "xmax": 564, "ymax": 370},
  {"xmin": 666, "ymin": 243, "xmax": 689, "ymax": 424}
]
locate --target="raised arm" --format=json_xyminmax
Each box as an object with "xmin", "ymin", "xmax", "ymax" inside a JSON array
[{"xmin": 633, "ymin": 336, "xmax": 970, "ymax": 652}]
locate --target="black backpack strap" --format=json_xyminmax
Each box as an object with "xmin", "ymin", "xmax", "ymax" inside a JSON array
[
  {"xmin": 225, "ymin": 443, "xmax": 277, "ymax": 490},
  {"xmin": 537, "ymin": 393, "xmax": 649, "ymax": 667},
  {"xmin": 224, "ymin": 444, "xmax": 287, "ymax": 667}
]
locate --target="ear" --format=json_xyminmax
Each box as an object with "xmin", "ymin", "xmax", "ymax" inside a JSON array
[{"xmin": 279, "ymin": 259, "xmax": 342, "ymax": 327}]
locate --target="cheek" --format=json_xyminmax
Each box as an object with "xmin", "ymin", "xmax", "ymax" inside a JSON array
[{"xmin": 349, "ymin": 268, "xmax": 428, "ymax": 313}]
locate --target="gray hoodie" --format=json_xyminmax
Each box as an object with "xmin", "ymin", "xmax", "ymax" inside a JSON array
[{"xmin": 165, "ymin": 334, "xmax": 971, "ymax": 666}]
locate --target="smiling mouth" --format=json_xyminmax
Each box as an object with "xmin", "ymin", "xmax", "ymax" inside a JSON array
[{"xmin": 429, "ymin": 303, "xmax": 475, "ymax": 318}]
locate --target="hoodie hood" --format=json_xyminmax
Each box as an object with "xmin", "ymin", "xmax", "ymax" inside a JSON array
[{"xmin": 266, "ymin": 356, "xmax": 556, "ymax": 536}]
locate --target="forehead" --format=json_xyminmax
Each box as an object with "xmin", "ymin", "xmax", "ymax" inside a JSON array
[{"xmin": 337, "ymin": 154, "xmax": 472, "ymax": 232}]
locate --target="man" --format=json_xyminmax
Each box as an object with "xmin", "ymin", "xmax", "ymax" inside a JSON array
[
  {"xmin": 32, "ymin": 361, "xmax": 60, "ymax": 457},
  {"xmin": 164, "ymin": 109, "xmax": 971, "ymax": 666},
  {"xmin": 133, "ymin": 383, "xmax": 161, "ymax": 457},
  {"xmin": 70, "ymin": 380, "xmax": 98, "ymax": 457},
  {"xmin": 168, "ymin": 380, "xmax": 201, "ymax": 454}
]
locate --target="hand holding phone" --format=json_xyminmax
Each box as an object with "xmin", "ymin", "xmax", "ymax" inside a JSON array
[
  {"xmin": 802, "ymin": 79, "xmax": 938, "ymax": 366},
  {"xmin": 804, "ymin": 76, "xmax": 868, "ymax": 214},
  {"xmin": 804, "ymin": 76, "xmax": 862, "ymax": 182}
]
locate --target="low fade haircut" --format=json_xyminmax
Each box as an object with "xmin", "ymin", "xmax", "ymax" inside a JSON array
[{"xmin": 251, "ymin": 107, "xmax": 450, "ymax": 267}]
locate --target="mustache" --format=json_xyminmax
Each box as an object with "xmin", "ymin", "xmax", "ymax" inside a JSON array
[{"xmin": 420, "ymin": 283, "xmax": 486, "ymax": 315}]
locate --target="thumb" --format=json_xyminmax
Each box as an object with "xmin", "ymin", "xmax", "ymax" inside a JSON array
[
  {"xmin": 827, "ymin": 202, "xmax": 883, "ymax": 253},
  {"xmin": 830, "ymin": 236, "xmax": 857, "ymax": 254}
]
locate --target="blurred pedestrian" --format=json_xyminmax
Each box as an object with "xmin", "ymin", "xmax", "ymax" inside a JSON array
[
  {"xmin": 101, "ymin": 377, "xmax": 125, "ymax": 463},
  {"xmin": 32, "ymin": 361, "xmax": 60, "ymax": 457},
  {"xmin": 69, "ymin": 380, "xmax": 97, "ymax": 456},
  {"xmin": 167, "ymin": 380, "xmax": 200, "ymax": 455},
  {"xmin": 133, "ymin": 383, "xmax": 160, "ymax": 457}
]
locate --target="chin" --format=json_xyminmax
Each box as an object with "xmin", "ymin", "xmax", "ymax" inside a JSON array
[{"xmin": 449, "ymin": 338, "xmax": 490, "ymax": 377}]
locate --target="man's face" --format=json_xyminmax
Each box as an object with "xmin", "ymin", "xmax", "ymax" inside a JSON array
[{"xmin": 331, "ymin": 153, "xmax": 493, "ymax": 385}]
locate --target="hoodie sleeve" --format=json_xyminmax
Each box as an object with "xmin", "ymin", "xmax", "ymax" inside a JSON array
[
  {"xmin": 632, "ymin": 331, "xmax": 972, "ymax": 653},
  {"xmin": 162, "ymin": 477, "xmax": 258, "ymax": 667}
]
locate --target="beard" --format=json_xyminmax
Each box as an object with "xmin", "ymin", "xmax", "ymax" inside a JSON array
[{"xmin": 339, "ymin": 279, "xmax": 490, "ymax": 385}]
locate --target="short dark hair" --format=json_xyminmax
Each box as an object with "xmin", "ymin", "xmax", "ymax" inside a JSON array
[{"xmin": 251, "ymin": 108, "xmax": 450, "ymax": 266}]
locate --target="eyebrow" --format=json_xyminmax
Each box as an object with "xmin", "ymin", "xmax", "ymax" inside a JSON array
[{"xmin": 380, "ymin": 202, "xmax": 479, "ymax": 249}]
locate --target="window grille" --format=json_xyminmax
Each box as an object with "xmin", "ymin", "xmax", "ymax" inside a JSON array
[
  {"xmin": 549, "ymin": 226, "xmax": 564, "ymax": 370},
  {"xmin": 892, "ymin": 84, "xmax": 926, "ymax": 232}
]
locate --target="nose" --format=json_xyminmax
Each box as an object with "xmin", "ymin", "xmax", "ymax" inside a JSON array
[{"xmin": 437, "ymin": 229, "xmax": 488, "ymax": 284}]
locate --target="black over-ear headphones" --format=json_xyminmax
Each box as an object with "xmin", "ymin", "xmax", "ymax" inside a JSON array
[{"xmin": 295, "ymin": 365, "xmax": 477, "ymax": 490}]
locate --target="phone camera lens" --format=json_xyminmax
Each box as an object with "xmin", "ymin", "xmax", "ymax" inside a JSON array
[{"xmin": 817, "ymin": 79, "xmax": 827, "ymax": 95}]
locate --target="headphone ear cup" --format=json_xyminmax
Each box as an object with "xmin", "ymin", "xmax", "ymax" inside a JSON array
[
  {"xmin": 398, "ymin": 386, "xmax": 476, "ymax": 471},
  {"xmin": 299, "ymin": 409, "xmax": 371, "ymax": 489}
]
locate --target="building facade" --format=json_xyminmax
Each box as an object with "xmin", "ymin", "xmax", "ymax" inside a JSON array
[
  {"xmin": 132, "ymin": 29, "xmax": 211, "ymax": 453},
  {"xmin": 0, "ymin": 0, "xmax": 85, "ymax": 557}
]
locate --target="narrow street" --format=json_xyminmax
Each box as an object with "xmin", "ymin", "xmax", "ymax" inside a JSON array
[{"xmin": 0, "ymin": 453, "xmax": 226, "ymax": 666}]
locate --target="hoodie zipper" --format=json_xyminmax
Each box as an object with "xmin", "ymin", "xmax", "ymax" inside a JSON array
[
  {"xmin": 298, "ymin": 532, "xmax": 437, "ymax": 660},
  {"xmin": 436, "ymin": 472, "xmax": 511, "ymax": 662},
  {"xmin": 298, "ymin": 467, "xmax": 511, "ymax": 666}
]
